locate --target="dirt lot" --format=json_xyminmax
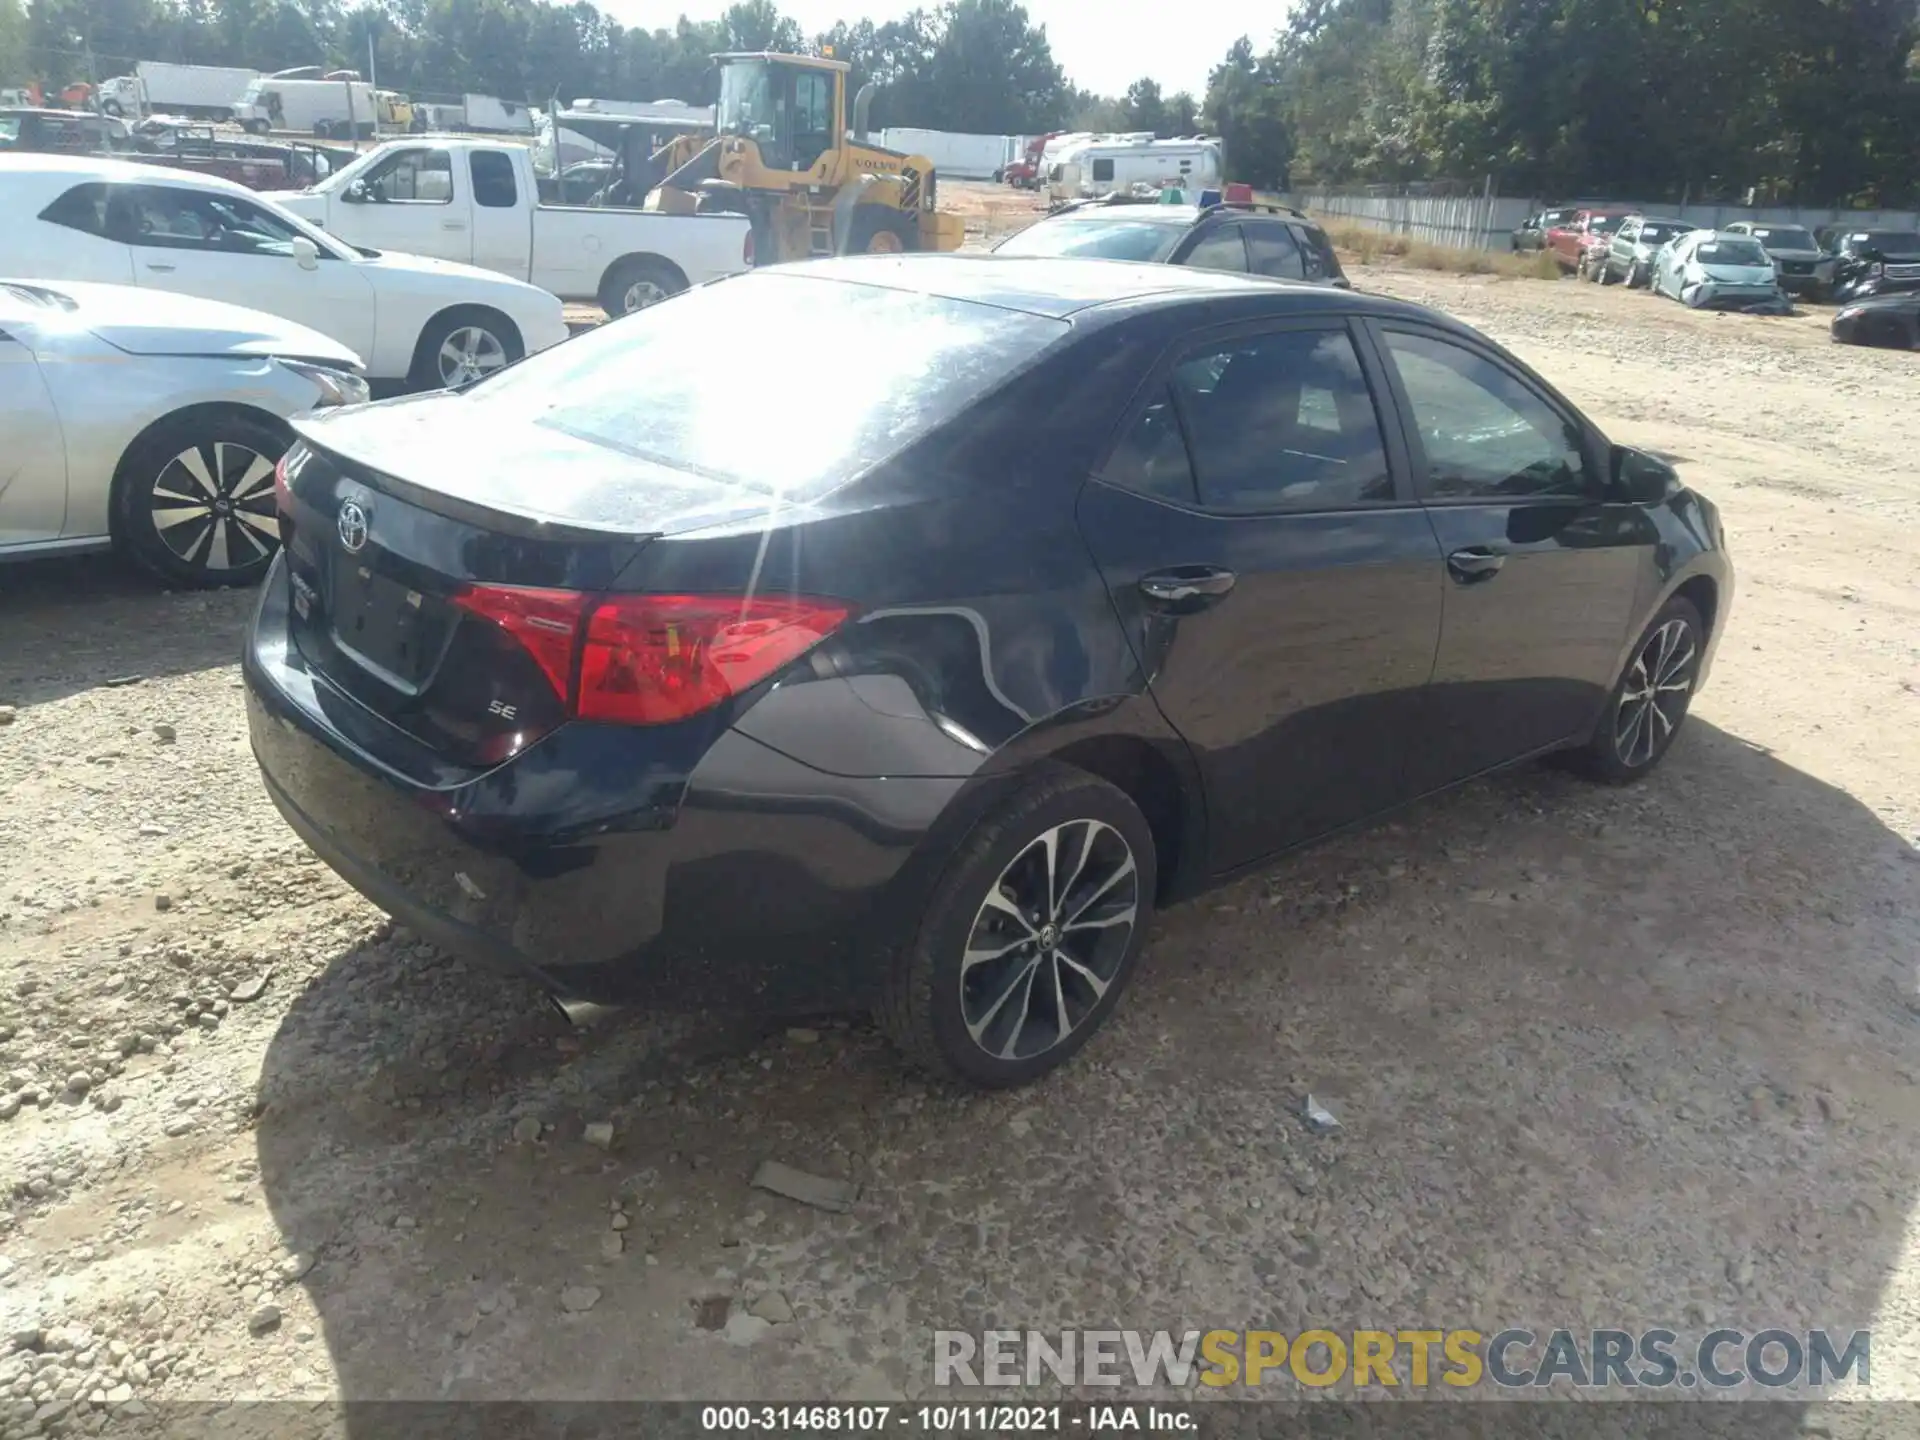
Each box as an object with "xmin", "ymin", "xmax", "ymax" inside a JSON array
[{"xmin": 5, "ymin": 213, "xmax": 1920, "ymax": 1431}]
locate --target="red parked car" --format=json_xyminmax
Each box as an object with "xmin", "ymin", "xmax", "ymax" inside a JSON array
[{"xmin": 1546, "ymin": 210, "xmax": 1627, "ymax": 272}]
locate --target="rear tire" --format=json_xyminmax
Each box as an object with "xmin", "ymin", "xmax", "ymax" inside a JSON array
[
  {"xmin": 597, "ymin": 255, "xmax": 687, "ymax": 316},
  {"xmin": 111, "ymin": 410, "xmax": 289, "ymax": 589},
  {"xmin": 877, "ymin": 765, "xmax": 1156, "ymax": 1089},
  {"xmin": 408, "ymin": 308, "xmax": 523, "ymax": 391},
  {"xmin": 313, "ymin": 120, "xmax": 333, "ymax": 138},
  {"xmin": 1564, "ymin": 596, "xmax": 1705, "ymax": 783},
  {"xmin": 845, "ymin": 205, "xmax": 917, "ymax": 255}
]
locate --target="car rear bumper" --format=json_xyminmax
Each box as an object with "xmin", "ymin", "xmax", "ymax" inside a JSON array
[{"xmin": 242, "ymin": 555, "xmax": 970, "ymax": 1010}]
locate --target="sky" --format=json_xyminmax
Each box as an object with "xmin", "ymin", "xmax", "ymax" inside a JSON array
[{"xmin": 595, "ymin": 0, "xmax": 1276, "ymax": 99}]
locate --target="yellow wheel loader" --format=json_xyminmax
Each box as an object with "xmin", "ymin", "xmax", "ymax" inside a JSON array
[{"xmin": 639, "ymin": 52, "xmax": 965, "ymax": 263}]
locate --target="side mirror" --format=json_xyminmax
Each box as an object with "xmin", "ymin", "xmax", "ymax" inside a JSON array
[
  {"xmin": 1611, "ymin": 445, "xmax": 1676, "ymax": 505},
  {"xmin": 345, "ymin": 179, "xmax": 368, "ymax": 203},
  {"xmin": 291, "ymin": 236, "xmax": 320, "ymax": 271}
]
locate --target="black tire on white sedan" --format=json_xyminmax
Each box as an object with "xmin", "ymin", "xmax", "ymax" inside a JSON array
[
  {"xmin": 112, "ymin": 409, "xmax": 288, "ymax": 589},
  {"xmin": 1568, "ymin": 595, "xmax": 1705, "ymax": 783},
  {"xmin": 878, "ymin": 766, "xmax": 1156, "ymax": 1089},
  {"xmin": 409, "ymin": 309, "xmax": 524, "ymax": 391}
]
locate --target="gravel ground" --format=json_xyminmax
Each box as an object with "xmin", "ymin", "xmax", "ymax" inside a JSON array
[{"xmin": 4, "ymin": 222, "xmax": 1920, "ymax": 1433}]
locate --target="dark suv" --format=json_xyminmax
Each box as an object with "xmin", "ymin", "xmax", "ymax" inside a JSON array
[
  {"xmin": 1817, "ymin": 228, "xmax": 1920, "ymax": 303},
  {"xmin": 992, "ymin": 197, "xmax": 1349, "ymax": 288}
]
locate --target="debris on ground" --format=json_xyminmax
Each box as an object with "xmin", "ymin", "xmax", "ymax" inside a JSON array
[
  {"xmin": 1302, "ymin": 1095, "xmax": 1341, "ymax": 1133},
  {"xmin": 750, "ymin": 1160, "xmax": 857, "ymax": 1214}
]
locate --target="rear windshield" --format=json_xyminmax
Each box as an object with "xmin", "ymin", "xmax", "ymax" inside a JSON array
[
  {"xmin": 1696, "ymin": 239, "xmax": 1768, "ymax": 267},
  {"xmin": 472, "ymin": 273, "xmax": 1067, "ymax": 497},
  {"xmin": 1748, "ymin": 226, "xmax": 1814, "ymax": 250},
  {"xmin": 1587, "ymin": 215, "xmax": 1624, "ymax": 233},
  {"xmin": 1854, "ymin": 231, "xmax": 1920, "ymax": 251},
  {"xmin": 995, "ymin": 218, "xmax": 1184, "ymax": 262}
]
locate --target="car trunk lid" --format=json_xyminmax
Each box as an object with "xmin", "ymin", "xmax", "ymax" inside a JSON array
[{"xmin": 278, "ymin": 427, "xmax": 655, "ymax": 769}]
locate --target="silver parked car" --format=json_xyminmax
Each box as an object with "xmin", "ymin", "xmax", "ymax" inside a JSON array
[
  {"xmin": 1722, "ymin": 221, "xmax": 1835, "ymax": 298},
  {"xmin": 1650, "ymin": 231, "xmax": 1788, "ymax": 310},
  {"xmin": 0, "ymin": 278, "xmax": 367, "ymax": 587}
]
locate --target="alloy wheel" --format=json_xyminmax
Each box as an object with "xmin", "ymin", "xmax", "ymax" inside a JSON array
[
  {"xmin": 959, "ymin": 820, "xmax": 1139, "ymax": 1062},
  {"xmin": 621, "ymin": 279, "xmax": 670, "ymax": 313},
  {"xmin": 436, "ymin": 325, "xmax": 508, "ymax": 387},
  {"xmin": 149, "ymin": 442, "xmax": 279, "ymax": 574},
  {"xmin": 1614, "ymin": 617, "xmax": 1696, "ymax": 768}
]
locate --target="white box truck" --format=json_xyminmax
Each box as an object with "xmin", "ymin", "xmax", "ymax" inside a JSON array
[
  {"xmin": 875, "ymin": 127, "xmax": 1019, "ymax": 181},
  {"xmin": 233, "ymin": 72, "xmax": 379, "ymax": 138},
  {"xmin": 96, "ymin": 62, "xmax": 259, "ymax": 120}
]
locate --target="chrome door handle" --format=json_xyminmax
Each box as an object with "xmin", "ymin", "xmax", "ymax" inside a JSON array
[
  {"xmin": 1447, "ymin": 547, "xmax": 1506, "ymax": 584},
  {"xmin": 1139, "ymin": 567, "xmax": 1237, "ymax": 608},
  {"xmin": 144, "ymin": 262, "xmax": 176, "ymax": 273},
  {"xmin": 441, "ymin": 221, "xmax": 468, "ymax": 231}
]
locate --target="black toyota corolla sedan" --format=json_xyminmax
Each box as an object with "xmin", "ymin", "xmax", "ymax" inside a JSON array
[{"xmin": 245, "ymin": 256, "xmax": 1732, "ymax": 1089}]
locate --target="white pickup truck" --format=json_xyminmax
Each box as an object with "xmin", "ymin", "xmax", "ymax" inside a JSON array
[{"xmin": 267, "ymin": 137, "xmax": 751, "ymax": 315}]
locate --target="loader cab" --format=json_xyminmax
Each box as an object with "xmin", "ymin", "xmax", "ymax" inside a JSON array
[{"xmin": 714, "ymin": 53, "xmax": 846, "ymax": 178}]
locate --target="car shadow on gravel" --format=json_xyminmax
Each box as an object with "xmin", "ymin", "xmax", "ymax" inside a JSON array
[
  {"xmin": 252, "ymin": 718, "xmax": 1920, "ymax": 1413},
  {"xmin": 0, "ymin": 553, "xmax": 257, "ymax": 706}
]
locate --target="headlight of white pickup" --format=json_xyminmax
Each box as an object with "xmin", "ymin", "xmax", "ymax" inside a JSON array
[{"xmin": 279, "ymin": 359, "xmax": 371, "ymax": 408}]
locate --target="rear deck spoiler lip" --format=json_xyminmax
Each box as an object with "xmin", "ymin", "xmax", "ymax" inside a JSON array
[{"xmin": 290, "ymin": 418, "xmax": 663, "ymax": 545}]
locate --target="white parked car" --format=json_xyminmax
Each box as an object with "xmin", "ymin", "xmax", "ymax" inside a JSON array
[
  {"xmin": 0, "ymin": 277, "xmax": 367, "ymax": 587},
  {"xmin": 1649, "ymin": 230, "xmax": 1789, "ymax": 311},
  {"xmin": 0, "ymin": 155, "xmax": 570, "ymax": 389}
]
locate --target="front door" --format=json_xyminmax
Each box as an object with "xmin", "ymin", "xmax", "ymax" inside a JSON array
[
  {"xmin": 1076, "ymin": 319, "xmax": 1445, "ymax": 872},
  {"xmin": 329, "ymin": 146, "xmax": 466, "ymax": 263},
  {"xmin": 1370, "ymin": 323, "xmax": 1655, "ymax": 792},
  {"xmin": 0, "ymin": 329, "xmax": 67, "ymax": 547},
  {"xmin": 112, "ymin": 182, "xmax": 378, "ymax": 368}
]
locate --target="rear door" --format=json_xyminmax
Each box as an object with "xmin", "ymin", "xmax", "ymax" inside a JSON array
[
  {"xmin": 1076, "ymin": 317, "xmax": 1445, "ymax": 872},
  {"xmin": 0, "ymin": 320, "xmax": 68, "ymax": 547},
  {"xmin": 1368, "ymin": 323, "xmax": 1654, "ymax": 792},
  {"xmin": 465, "ymin": 149, "xmax": 529, "ymax": 279}
]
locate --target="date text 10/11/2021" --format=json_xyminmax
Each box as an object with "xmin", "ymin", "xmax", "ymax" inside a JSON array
[{"xmin": 700, "ymin": 1405, "xmax": 1197, "ymax": 1432}]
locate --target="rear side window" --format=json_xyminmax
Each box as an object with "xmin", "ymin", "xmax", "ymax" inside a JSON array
[
  {"xmin": 474, "ymin": 273, "xmax": 1067, "ymax": 498},
  {"xmin": 1293, "ymin": 224, "xmax": 1340, "ymax": 282},
  {"xmin": 1183, "ymin": 227, "xmax": 1247, "ymax": 273},
  {"xmin": 1244, "ymin": 222, "xmax": 1304, "ymax": 279},
  {"xmin": 1104, "ymin": 388, "xmax": 1197, "ymax": 505},
  {"xmin": 1170, "ymin": 327, "xmax": 1393, "ymax": 513},
  {"xmin": 38, "ymin": 183, "xmax": 110, "ymax": 237},
  {"xmin": 470, "ymin": 151, "xmax": 517, "ymax": 208}
]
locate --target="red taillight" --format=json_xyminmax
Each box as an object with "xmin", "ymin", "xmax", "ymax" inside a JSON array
[
  {"xmin": 577, "ymin": 594, "xmax": 849, "ymax": 724},
  {"xmin": 451, "ymin": 586, "xmax": 847, "ymax": 726},
  {"xmin": 743, "ymin": 228, "xmax": 756, "ymax": 267},
  {"xmin": 450, "ymin": 585, "xmax": 590, "ymax": 704}
]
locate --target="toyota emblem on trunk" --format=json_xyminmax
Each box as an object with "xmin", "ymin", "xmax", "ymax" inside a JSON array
[{"xmin": 337, "ymin": 500, "xmax": 370, "ymax": 553}]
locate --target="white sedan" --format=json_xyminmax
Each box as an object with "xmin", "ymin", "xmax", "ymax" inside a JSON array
[
  {"xmin": 1, "ymin": 278, "xmax": 368, "ymax": 587},
  {"xmin": 0, "ymin": 155, "xmax": 570, "ymax": 389}
]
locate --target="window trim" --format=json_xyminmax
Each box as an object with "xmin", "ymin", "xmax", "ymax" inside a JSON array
[
  {"xmin": 1091, "ymin": 315, "xmax": 1419, "ymax": 517},
  {"xmin": 1363, "ymin": 319, "xmax": 1608, "ymax": 508},
  {"xmin": 469, "ymin": 149, "xmax": 518, "ymax": 209}
]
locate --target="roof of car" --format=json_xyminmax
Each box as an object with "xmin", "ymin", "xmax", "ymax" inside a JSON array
[
  {"xmin": 0, "ymin": 152, "xmax": 257, "ymax": 199},
  {"xmin": 778, "ymin": 253, "xmax": 1421, "ymax": 323}
]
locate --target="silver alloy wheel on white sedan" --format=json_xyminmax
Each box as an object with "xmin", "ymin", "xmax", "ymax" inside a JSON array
[
  {"xmin": 436, "ymin": 325, "xmax": 509, "ymax": 387},
  {"xmin": 1614, "ymin": 617, "xmax": 1697, "ymax": 768},
  {"xmin": 621, "ymin": 278, "xmax": 671, "ymax": 313},
  {"xmin": 150, "ymin": 441, "xmax": 279, "ymax": 575},
  {"xmin": 959, "ymin": 818, "xmax": 1139, "ymax": 1061}
]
